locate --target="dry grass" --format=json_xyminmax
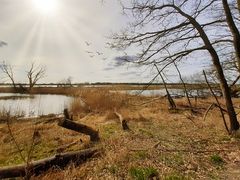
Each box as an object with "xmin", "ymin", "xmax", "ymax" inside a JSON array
[
  {"xmin": 70, "ymin": 89, "xmax": 130, "ymax": 114},
  {"xmin": 1, "ymin": 95, "xmax": 240, "ymax": 179}
]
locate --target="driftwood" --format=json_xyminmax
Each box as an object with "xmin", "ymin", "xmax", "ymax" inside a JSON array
[
  {"xmin": 58, "ymin": 119, "xmax": 99, "ymax": 141},
  {"xmin": 0, "ymin": 148, "xmax": 99, "ymax": 179},
  {"xmin": 114, "ymin": 110, "xmax": 130, "ymax": 130}
]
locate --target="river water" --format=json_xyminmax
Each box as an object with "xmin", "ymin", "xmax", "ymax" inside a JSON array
[
  {"xmin": 0, "ymin": 89, "xmax": 216, "ymax": 117},
  {"xmin": 0, "ymin": 93, "xmax": 72, "ymax": 117}
]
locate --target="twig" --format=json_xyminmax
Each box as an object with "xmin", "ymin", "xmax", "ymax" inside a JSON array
[{"xmin": 203, "ymin": 103, "xmax": 216, "ymax": 121}]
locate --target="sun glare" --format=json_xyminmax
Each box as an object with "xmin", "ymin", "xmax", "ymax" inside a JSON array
[{"xmin": 33, "ymin": 0, "xmax": 58, "ymax": 15}]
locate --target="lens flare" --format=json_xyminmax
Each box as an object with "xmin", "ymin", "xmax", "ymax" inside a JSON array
[{"xmin": 33, "ymin": 0, "xmax": 58, "ymax": 15}]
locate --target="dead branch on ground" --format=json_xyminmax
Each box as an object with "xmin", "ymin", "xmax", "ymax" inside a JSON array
[{"xmin": 0, "ymin": 148, "xmax": 99, "ymax": 179}]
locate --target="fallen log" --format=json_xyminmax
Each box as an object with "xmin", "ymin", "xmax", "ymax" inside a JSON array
[
  {"xmin": 56, "ymin": 138, "xmax": 83, "ymax": 153},
  {"xmin": 58, "ymin": 119, "xmax": 99, "ymax": 141},
  {"xmin": 114, "ymin": 110, "xmax": 130, "ymax": 130},
  {"xmin": 0, "ymin": 148, "xmax": 99, "ymax": 179}
]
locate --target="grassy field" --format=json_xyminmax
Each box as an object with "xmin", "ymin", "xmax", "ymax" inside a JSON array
[{"xmin": 0, "ymin": 89, "xmax": 240, "ymax": 179}]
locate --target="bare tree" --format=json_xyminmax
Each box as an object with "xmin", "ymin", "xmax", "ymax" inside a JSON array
[
  {"xmin": 26, "ymin": 63, "xmax": 46, "ymax": 91},
  {"xmin": 111, "ymin": 0, "xmax": 240, "ymax": 133},
  {"xmin": 0, "ymin": 61, "xmax": 16, "ymax": 89}
]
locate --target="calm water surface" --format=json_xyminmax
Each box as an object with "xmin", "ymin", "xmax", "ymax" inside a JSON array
[
  {"xmin": 0, "ymin": 89, "xmax": 217, "ymax": 117},
  {"xmin": 0, "ymin": 93, "xmax": 72, "ymax": 117}
]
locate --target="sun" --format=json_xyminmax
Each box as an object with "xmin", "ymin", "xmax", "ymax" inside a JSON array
[{"xmin": 33, "ymin": 0, "xmax": 58, "ymax": 15}]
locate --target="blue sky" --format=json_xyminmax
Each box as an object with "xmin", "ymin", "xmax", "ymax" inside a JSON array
[{"xmin": 0, "ymin": 0, "xmax": 205, "ymax": 83}]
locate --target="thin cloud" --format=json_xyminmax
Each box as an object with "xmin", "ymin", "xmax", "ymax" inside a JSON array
[
  {"xmin": 113, "ymin": 55, "xmax": 138, "ymax": 67},
  {"xmin": 0, "ymin": 41, "xmax": 7, "ymax": 47},
  {"xmin": 119, "ymin": 71, "xmax": 137, "ymax": 76},
  {"xmin": 103, "ymin": 67, "xmax": 115, "ymax": 71}
]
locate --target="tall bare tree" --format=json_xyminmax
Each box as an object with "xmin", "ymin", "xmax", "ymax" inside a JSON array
[
  {"xmin": 0, "ymin": 61, "xmax": 16, "ymax": 89},
  {"xmin": 111, "ymin": 0, "xmax": 240, "ymax": 133},
  {"xmin": 26, "ymin": 63, "xmax": 46, "ymax": 91}
]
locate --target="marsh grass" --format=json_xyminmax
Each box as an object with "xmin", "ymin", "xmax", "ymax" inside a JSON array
[{"xmin": 70, "ymin": 89, "xmax": 129, "ymax": 114}]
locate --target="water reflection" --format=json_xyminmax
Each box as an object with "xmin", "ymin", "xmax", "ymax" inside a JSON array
[{"xmin": 0, "ymin": 93, "xmax": 72, "ymax": 117}]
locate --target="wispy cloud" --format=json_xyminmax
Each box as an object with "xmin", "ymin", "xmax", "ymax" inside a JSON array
[
  {"xmin": 119, "ymin": 71, "xmax": 137, "ymax": 76},
  {"xmin": 0, "ymin": 41, "xmax": 7, "ymax": 47},
  {"xmin": 113, "ymin": 55, "xmax": 138, "ymax": 67}
]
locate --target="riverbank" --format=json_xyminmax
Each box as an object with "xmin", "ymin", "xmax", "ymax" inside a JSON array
[
  {"xmin": 0, "ymin": 94, "xmax": 240, "ymax": 179},
  {"xmin": 0, "ymin": 82, "xmax": 223, "ymax": 95}
]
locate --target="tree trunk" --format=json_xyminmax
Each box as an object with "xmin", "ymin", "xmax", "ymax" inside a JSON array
[
  {"xmin": 172, "ymin": 5, "xmax": 240, "ymax": 133},
  {"xmin": 222, "ymin": 0, "xmax": 240, "ymax": 73},
  {"xmin": 0, "ymin": 148, "xmax": 98, "ymax": 179},
  {"xmin": 58, "ymin": 119, "xmax": 99, "ymax": 141}
]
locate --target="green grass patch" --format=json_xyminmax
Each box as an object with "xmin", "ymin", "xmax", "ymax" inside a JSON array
[
  {"xmin": 129, "ymin": 166, "xmax": 158, "ymax": 180},
  {"xmin": 210, "ymin": 154, "xmax": 224, "ymax": 165},
  {"xmin": 100, "ymin": 124, "xmax": 119, "ymax": 139}
]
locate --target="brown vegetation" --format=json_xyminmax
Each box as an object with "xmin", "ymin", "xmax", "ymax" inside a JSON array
[
  {"xmin": 70, "ymin": 89, "xmax": 129, "ymax": 114},
  {"xmin": 0, "ymin": 90, "xmax": 240, "ymax": 179}
]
